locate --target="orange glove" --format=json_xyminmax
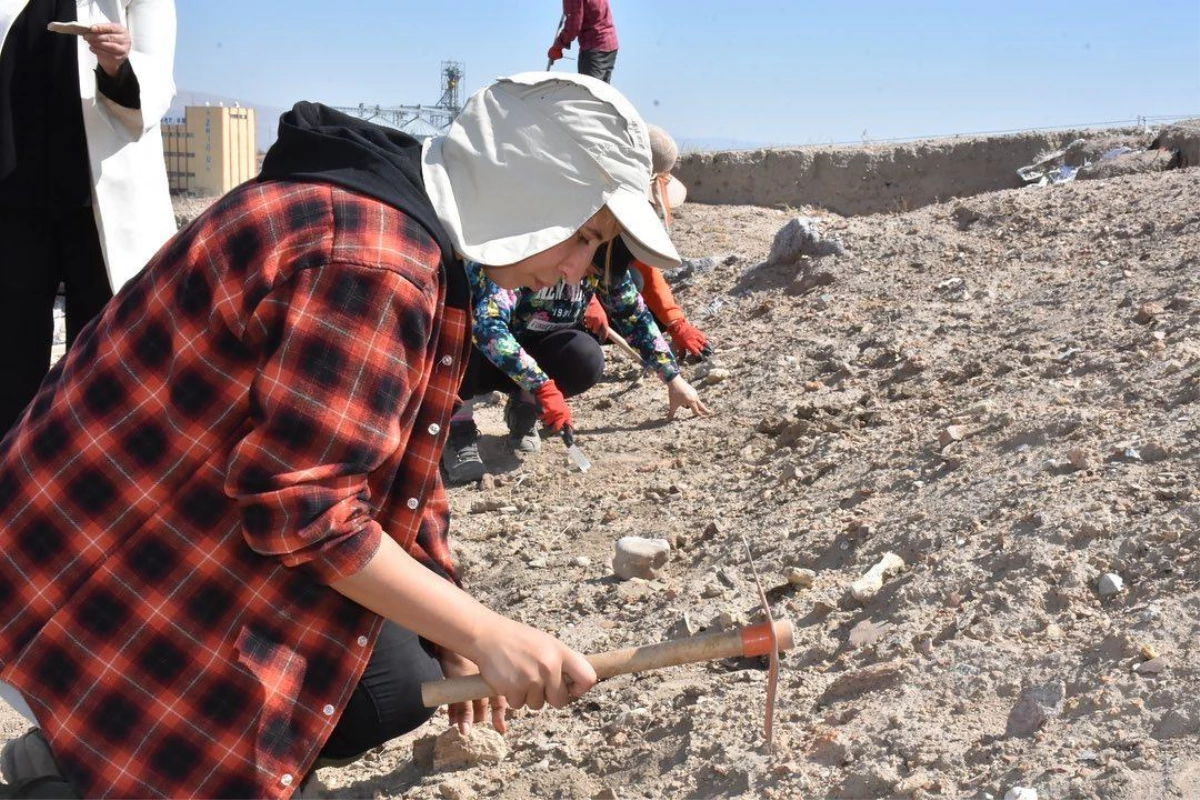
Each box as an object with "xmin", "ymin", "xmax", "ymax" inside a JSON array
[
  {"xmin": 583, "ymin": 295, "xmax": 609, "ymax": 340},
  {"xmin": 547, "ymin": 44, "xmax": 564, "ymax": 62},
  {"xmin": 533, "ymin": 379, "xmax": 572, "ymax": 433},
  {"xmin": 666, "ymin": 318, "xmax": 711, "ymax": 358}
]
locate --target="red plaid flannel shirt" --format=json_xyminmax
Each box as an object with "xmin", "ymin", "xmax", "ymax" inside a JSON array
[{"xmin": 0, "ymin": 180, "xmax": 470, "ymax": 798}]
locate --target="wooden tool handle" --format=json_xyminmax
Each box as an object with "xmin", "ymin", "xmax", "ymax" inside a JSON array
[
  {"xmin": 605, "ymin": 328, "xmax": 644, "ymax": 364},
  {"xmin": 421, "ymin": 619, "xmax": 794, "ymax": 708}
]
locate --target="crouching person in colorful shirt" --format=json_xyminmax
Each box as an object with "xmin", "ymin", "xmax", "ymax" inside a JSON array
[
  {"xmin": 442, "ymin": 234, "xmax": 710, "ymax": 485},
  {"xmin": 583, "ymin": 124, "xmax": 714, "ymax": 363},
  {"xmin": 0, "ymin": 73, "xmax": 678, "ymax": 799}
]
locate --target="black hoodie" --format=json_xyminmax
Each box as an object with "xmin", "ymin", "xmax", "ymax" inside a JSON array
[{"xmin": 258, "ymin": 102, "xmax": 466, "ymax": 308}]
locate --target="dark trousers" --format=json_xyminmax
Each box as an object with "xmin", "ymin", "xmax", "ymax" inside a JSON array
[
  {"xmin": 578, "ymin": 49, "xmax": 617, "ymax": 83},
  {"xmin": 457, "ymin": 328, "xmax": 606, "ymax": 402},
  {"xmin": 0, "ymin": 207, "xmax": 111, "ymax": 433},
  {"xmin": 320, "ymin": 621, "xmax": 443, "ymax": 761}
]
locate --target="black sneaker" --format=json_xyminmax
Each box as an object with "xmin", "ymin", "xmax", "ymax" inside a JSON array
[
  {"xmin": 441, "ymin": 420, "xmax": 486, "ymax": 485},
  {"xmin": 0, "ymin": 729, "xmax": 80, "ymax": 799},
  {"xmin": 503, "ymin": 395, "xmax": 541, "ymax": 453}
]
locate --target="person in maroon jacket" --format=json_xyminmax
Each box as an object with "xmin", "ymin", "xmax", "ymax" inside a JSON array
[{"xmin": 547, "ymin": 0, "xmax": 619, "ymax": 83}]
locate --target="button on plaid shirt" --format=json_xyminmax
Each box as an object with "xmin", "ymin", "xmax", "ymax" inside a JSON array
[{"xmin": 0, "ymin": 180, "xmax": 470, "ymax": 798}]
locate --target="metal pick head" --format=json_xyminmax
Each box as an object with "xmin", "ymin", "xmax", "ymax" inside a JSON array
[{"xmin": 739, "ymin": 530, "xmax": 780, "ymax": 751}]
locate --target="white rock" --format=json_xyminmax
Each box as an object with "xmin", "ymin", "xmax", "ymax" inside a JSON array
[
  {"xmin": 613, "ymin": 536, "xmax": 671, "ymax": 581},
  {"xmin": 850, "ymin": 552, "xmax": 906, "ymax": 602},
  {"xmin": 1005, "ymin": 789, "xmax": 1038, "ymax": 800},
  {"xmin": 785, "ymin": 567, "xmax": 816, "ymax": 587},
  {"xmin": 1098, "ymin": 573, "xmax": 1125, "ymax": 597}
]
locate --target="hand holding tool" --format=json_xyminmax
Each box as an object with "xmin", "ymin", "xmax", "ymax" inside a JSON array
[{"xmin": 422, "ymin": 619, "xmax": 794, "ymax": 708}]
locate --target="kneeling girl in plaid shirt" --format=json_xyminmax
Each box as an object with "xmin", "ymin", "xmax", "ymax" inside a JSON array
[{"xmin": 0, "ymin": 73, "xmax": 681, "ymax": 799}]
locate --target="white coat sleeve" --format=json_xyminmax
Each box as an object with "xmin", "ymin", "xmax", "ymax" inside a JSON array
[{"xmin": 98, "ymin": 0, "xmax": 177, "ymax": 139}]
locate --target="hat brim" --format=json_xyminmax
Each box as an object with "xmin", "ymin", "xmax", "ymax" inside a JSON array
[{"xmin": 606, "ymin": 186, "xmax": 682, "ymax": 271}]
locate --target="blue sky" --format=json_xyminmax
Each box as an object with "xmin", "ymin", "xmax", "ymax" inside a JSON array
[{"xmin": 175, "ymin": 0, "xmax": 1200, "ymax": 148}]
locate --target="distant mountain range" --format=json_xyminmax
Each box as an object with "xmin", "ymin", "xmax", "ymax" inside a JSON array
[{"xmin": 169, "ymin": 90, "xmax": 287, "ymax": 153}]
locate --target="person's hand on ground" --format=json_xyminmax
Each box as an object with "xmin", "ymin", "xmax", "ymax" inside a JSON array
[
  {"xmin": 583, "ymin": 295, "xmax": 610, "ymax": 341},
  {"xmin": 83, "ymin": 23, "xmax": 131, "ymax": 77},
  {"xmin": 547, "ymin": 44, "xmax": 564, "ymax": 63},
  {"xmin": 666, "ymin": 318, "xmax": 711, "ymax": 359},
  {"xmin": 438, "ymin": 649, "xmax": 510, "ymax": 734},
  {"xmin": 533, "ymin": 379, "xmax": 572, "ymax": 433},
  {"xmin": 665, "ymin": 375, "xmax": 711, "ymax": 420},
  {"xmin": 470, "ymin": 615, "xmax": 597, "ymax": 711}
]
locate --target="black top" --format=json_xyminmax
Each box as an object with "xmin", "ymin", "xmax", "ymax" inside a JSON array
[{"xmin": 0, "ymin": 0, "xmax": 140, "ymax": 208}]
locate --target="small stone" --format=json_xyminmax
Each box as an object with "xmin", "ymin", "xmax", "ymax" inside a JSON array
[
  {"xmin": 1004, "ymin": 789, "xmax": 1038, "ymax": 800},
  {"xmin": 432, "ymin": 727, "xmax": 509, "ymax": 770},
  {"xmin": 1134, "ymin": 302, "xmax": 1165, "ymax": 324},
  {"xmin": 1067, "ymin": 447, "xmax": 1095, "ymax": 471},
  {"xmin": 850, "ymin": 552, "xmax": 905, "ymax": 602},
  {"xmin": 666, "ymin": 612, "xmax": 698, "ymax": 639},
  {"xmin": 1098, "ymin": 573, "xmax": 1125, "ymax": 597},
  {"xmin": 1006, "ymin": 683, "xmax": 1064, "ymax": 738},
  {"xmin": 439, "ymin": 779, "xmax": 473, "ymax": 800},
  {"xmin": 478, "ymin": 474, "xmax": 496, "ymax": 491},
  {"xmin": 612, "ymin": 536, "xmax": 671, "ymax": 580},
  {"xmin": 785, "ymin": 567, "xmax": 816, "ymax": 587},
  {"xmin": 1132, "ymin": 657, "xmax": 1167, "ymax": 675},
  {"xmin": 571, "ymin": 556, "xmax": 592, "ymax": 568},
  {"xmin": 938, "ymin": 425, "xmax": 968, "ymax": 448}
]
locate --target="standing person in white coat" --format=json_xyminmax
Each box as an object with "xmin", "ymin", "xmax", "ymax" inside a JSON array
[{"xmin": 0, "ymin": 0, "xmax": 176, "ymax": 433}]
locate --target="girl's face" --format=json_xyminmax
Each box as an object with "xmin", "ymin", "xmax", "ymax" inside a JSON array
[{"xmin": 482, "ymin": 208, "xmax": 621, "ymax": 291}]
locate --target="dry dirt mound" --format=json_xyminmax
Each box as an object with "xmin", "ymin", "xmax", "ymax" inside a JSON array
[
  {"xmin": 315, "ymin": 167, "xmax": 1197, "ymax": 800},
  {"xmin": 3, "ymin": 164, "xmax": 1198, "ymax": 800}
]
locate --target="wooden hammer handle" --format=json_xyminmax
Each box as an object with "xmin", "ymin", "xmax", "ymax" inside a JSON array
[{"xmin": 421, "ymin": 619, "xmax": 794, "ymax": 708}]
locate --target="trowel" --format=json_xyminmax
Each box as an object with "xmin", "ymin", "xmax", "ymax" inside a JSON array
[{"xmin": 561, "ymin": 426, "xmax": 591, "ymax": 473}]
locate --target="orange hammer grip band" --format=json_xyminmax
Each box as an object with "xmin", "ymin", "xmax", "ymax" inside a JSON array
[{"xmin": 740, "ymin": 621, "xmax": 777, "ymax": 658}]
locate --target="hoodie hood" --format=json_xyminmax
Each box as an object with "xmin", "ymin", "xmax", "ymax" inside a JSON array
[{"xmin": 259, "ymin": 102, "xmax": 456, "ymax": 267}]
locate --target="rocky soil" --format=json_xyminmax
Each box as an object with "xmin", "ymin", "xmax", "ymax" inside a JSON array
[{"xmin": 4, "ymin": 140, "xmax": 1199, "ymax": 800}]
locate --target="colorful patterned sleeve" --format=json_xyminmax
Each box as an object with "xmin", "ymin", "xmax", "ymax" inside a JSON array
[
  {"xmin": 596, "ymin": 270, "xmax": 681, "ymax": 383},
  {"xmin": 467, "ymin": 262, "xmax": 552, "ymax": 393}
]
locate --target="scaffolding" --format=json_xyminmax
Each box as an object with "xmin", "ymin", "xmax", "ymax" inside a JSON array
[{"xmin": 334, "ymin": 61, "xmax": 465, "ymax": 136}]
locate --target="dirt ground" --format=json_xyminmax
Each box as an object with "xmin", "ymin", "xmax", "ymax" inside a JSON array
[{"xmin": 3, "ymin": 143, "xmax": 1198, "ymax": 800}]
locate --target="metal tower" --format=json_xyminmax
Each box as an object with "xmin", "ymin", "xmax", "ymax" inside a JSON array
[{"xmin": 333, "ymin": 61, "xmax": 465, "ymax": 136}]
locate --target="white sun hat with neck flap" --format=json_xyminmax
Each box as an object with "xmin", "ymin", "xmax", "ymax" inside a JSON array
[{"xmin": 421, "ymin": 71, "xmax": 682, "ymax": 270}]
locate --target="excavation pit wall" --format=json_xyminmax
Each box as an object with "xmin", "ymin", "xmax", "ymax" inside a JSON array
[{"xmin": 674, "ymin": 121, "xmax": 1200, "ymax": 217}]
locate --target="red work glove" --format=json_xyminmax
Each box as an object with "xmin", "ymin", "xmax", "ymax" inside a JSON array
[
  {"xmin": 533, "ymin": 379, "xmax": 572, "ymax": 433},
  {"xmin": 583, "ymin": 295, "xmax": 609, "ymax": 340},
  {"xmin": 666, "ymin": 318, "xmax": 711, "ymax": 358},
  {"xmin": 547, "ymin": 44, "xmax": 564, "ymax": 63}
]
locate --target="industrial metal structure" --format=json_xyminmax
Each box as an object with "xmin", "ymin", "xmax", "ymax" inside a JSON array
[{"xmin": 333, "ymin": 61, "xmax": 464, "ymax": 137}]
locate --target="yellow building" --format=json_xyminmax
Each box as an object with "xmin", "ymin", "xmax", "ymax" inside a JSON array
[{"xmin": 162, "ymin": 104, "xmax": 258, "ymax": 196}]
